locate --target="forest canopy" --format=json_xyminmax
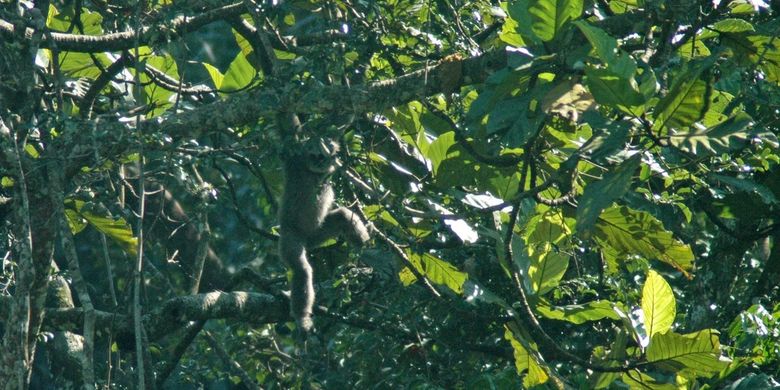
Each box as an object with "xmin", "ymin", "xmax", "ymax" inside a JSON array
[{"xmin": 1, "ymin": 0, "xmax": 780, "ymax": 388}]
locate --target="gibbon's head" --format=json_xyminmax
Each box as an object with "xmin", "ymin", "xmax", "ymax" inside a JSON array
[{"xmin": 300, "ymin": 137, "xmax": 340, "ymax": 175}]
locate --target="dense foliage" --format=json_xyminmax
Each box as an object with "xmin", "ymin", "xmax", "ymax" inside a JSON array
[{"xmin": 1, "ymin": 0, "xmax": 780, "ymax": 388}]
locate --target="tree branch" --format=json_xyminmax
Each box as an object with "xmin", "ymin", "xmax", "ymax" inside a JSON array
[
  {"xmin": 1, "ymin": 291, "xmax": 288, "ymax": 351},
  {"xmin": 0, "ymin": 2, "xmax": 246, "ymax": 53}
]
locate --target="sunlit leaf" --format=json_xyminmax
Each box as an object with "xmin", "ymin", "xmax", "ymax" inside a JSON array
[
  {"xmin": 642, "ymin": 270, "xmax": 676, "ymax": 337},
  {"xmin": 65, "ymin": 199, "xmax": 137, "ymax": 257},
  {"xmin": 48, "ymin": 6, "xmax": 103, "ymax": 35},
  {"xmin": 528, "ymin": 0, "xmax": 583, "ymax": 42},
  {"xmin": 712, "ymin": 18, "xmax": 754, "ymax": 33},
  {"xmin": 524, "ymin": 211, "xmax": 572, "ymax": 294},
  {"xmin": 203, "ymin": 63, "xmax": 225, "ymax": 90},
  {"xmin": 620, "ymin": 371, "xmax": 678, "ymax": 389},
  {"xmin": 669, "ymin": 112, "xmax": 754, "ymax": 154},
  {"xmin": 594, "ymin": 206, "xmax": 694, "ymax": 277},
  {"xmin": 724, "ymin": 34, "xmax": 780, "ymax": 84},
  {"xmin": 537, "ymin": 300, "xmax": 621, "ymax": 324},
  {"xmin": 426, "ymin": 132, "xmax": 458, "ymax": 176},
  {"xmin": 222, "ymin": 52, "xmax": 258, "ymax": 92},
  {"xmin": 401, "ymin": 250, "xmax": 468, "ymax": 294},
  {"xmin": 653, "ymin": 65, "xmax": 712, "ymax": 131},
  {"xmin": 647, "ymin": 329, "xmax": 731, "ymax": 376},
  {"xmin": 585, "ymin": 67, "xmax": 645, "ymax": 115},
  {"xmin": 504, "ymin": 327, "xmax": 549, "ymax": 387}
]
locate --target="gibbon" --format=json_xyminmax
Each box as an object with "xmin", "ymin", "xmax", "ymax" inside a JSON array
[{"xmin": 278, "ymin": 138, "xmax": 370, "ymax": 332}]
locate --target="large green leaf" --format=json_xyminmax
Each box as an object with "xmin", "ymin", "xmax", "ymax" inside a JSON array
[
  {"xmin": 400, "ymin": 251, "xmax": 468, "ymax": 294},
  {"xmin": 528, "ymin": 244, "xmax": 569, "ymax": 295},
  {"xmin": 669, "ymin": 112, "xmax": 754, "ymax": 154},
  {"xmin": 709, "ymin": 173, "xmax": 778, "ymax": 205},
  {"xmin": 504, "ymin": 328, "xmax": 549, "ymax": 387},
  {"xmin": 724, "ymin": 34, "xmax": 780, "ymax": 85},
  {"xmin": 577, "ymin": 155, "xmax": 640, "ymax": 234},
  {"xmin": 584, "ymin": 67, "xmax": 645, "ymax": 116},
  {"xmin": 537, "ymin": 300, "xmax": 621, "ymax": 324},
  {"xmin": 620, "ymin": 371, "xmax": 678, "ymax": 389},
  {"xmin": 593, "ymin": 206, "xmax": 694, "ymax": 277},
  {"xmin": 528, "ymin": 0, "xmax": 583, "ymax": 42},
  {"xmin": 48, "ymin": 6, "xmax": 103, "ymax": 35},
  {"xmin": 653, "ymin": 66, "xmax": 712, "ymax": 131},
  {"xmin": 65, "ymin": 199, "xmax": 137, "ymax": 257},
  {"xmin": 524, "ymin": 211, "xmax": 572, "ymax": 294},
  {"xmin": 711, "ymin": 18, "xmax": 755, "ymax": 33},
  {"xmin": 425, "ymin": 131, "xmax": 458, "ymax": 176},
  {"xmin": 465, "ymin": 68, "xmax": 532, "ymax": 124},
  {"xmin": 647, "ymin": 330, "xmax": 731, "ymax": 377},
  {"xmin": 642, "ymin": 270, "xmax": 676, "ymax": 337},
  {"xmin": 221, "ymin": 52, "xmax": 258, "ymax": 92},
  {"xmin": 574, "ymin": 21, "xmax": 637, "ymax": 78}
]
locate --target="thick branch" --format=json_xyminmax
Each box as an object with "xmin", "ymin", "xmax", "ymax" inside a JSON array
[
  {"xmin": 58, "ymin": 49, "xmax": 509, "ymax": 176},
  {"xmin": 144, "ymin": 50, "xmax": 506, "ymax": 137},
  {"xmin": 0, "ymin": 3, "xmax": 246, "ymax": 53},
  {"xmin": 1, "ymin": 291, "xmax": 288, "ymax": 350}
]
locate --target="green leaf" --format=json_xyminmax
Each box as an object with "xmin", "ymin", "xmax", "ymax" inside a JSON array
[
  {"xmin": 579, "ymin": 112, "xmax": 632, "ymax": 162},
  {"xmin": 505, "ymin": 0, "xmax": 540, "ymax": 45},
  {"xmin": 722, "ymin": 34, "xmax": 780, "ymax": 84},
  {"xmin": 466, "ymin": 68, "xmax": 533, "ymax": 125},
  {"xmin": 620, "ymin": 371, "xmax": 679, "ymax": 389},
  {"xmin": 203, "ymin": 63, "xmax": 224, "ymax": 90},
  {"xmin": 221, "ymin": 52, "xmax": 258, "ymax": 92},
  {"xmin": 401, "ymin": 250, "xmax": 468, "ymax": 294},
  {"xmin": 709, "ymin": 173, "xmax": 778, "ymax": 205},
  {"xmin": 668, "ymin": 112, "xmax": 754, "ymax": 154},
  {"xmin": 58, "ymin": 51, "xmax": 110, "ymax": 79},
  {"xmin": 653, "ymin": 66, "xmax": 712, "ymax": 131},
  {"xmin": 504, "ymin": 328, "xmax": 549, "ymax": 387},
  {"xmin": 66, "ymin": 200, "xmax": 137, "ymax": 257},
  {"xmin": 524, "ymin": 211, "xmax": 572, "ymax": 294},
  {"xmin": 585, "ymin": 67, "xmax": 645, "ymax": 115},
  {"xmin": 529, "ymin": 244, "xmax": 569, "ymax": 295},
  {"xmin": 647, "ymin": 330, "xmax": 731, "ymax": 377},
  {"xmin": 712, "ymin": 18, "xmax": 754, "ymax": 33},
  {"xmin": 426, "ymin": 132, "xmax": 458, "ymax": 177},
  {"xmin": 642, "ymin": 270, "xmax": 676, "ymax": 337},
  {"xmin": 593, "ymin": 206, "xmax": 694, "ymax": 277},
  {"xmin": 528, "ymin": 0, "xmax": 583, "ymax": 42},
  {"xmin": 142, "ymin": 52, "xmax": 178, "ymax": 116},
  {"xmin": 574, "ymin": 21, "xmax": 637, "ymax": 78},
  {"xmin": 48, "ymin": 6, "xmax": 103, "ymax": 35},
  {"xmin": 678, "ymin": 38, "xmax": 711, "ymax": 60},
  {"xmin": 536, "ymin": 300, "xmax": 621, "ymax": 324},
  {"xmin": 64, "ymin": 208, "xmax": 87, "ymax": 234},
  {"xmin": 577, "ymin": 155, "xmax": 640, "ymax": 234},
  {"xmin": 607, "ymin": 0, "xmax": 639, "ymax": 14}
]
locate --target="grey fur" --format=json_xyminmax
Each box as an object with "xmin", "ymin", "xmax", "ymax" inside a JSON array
[{"xmin": 278, "ymin": 139, "xmax": 370, "ymax": 332}]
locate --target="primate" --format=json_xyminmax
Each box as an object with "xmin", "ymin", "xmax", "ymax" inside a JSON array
[{"xmin": 278, "ymin": 138, "xmax": 371, "ymax": 332}]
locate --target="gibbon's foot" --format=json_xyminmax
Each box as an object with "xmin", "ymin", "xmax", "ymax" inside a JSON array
[
  {"xmin": 297, "ymin": 315, "xmax": 315, "ymax": 333},
  {"xmin": 293, "ymin": 318, "xmax": 316, "ymax": 342}
]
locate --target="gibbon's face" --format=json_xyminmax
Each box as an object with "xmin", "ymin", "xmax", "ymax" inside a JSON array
[{"xmin": 302, "ymin": 138, "xmax": 340, "ymax": 175}]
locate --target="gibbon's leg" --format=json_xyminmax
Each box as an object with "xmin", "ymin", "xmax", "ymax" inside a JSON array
[
  {"xmin": 313, "ymin": 207, "xmax": 371, "ymax": 246},
  {"xmin": 279, "ymin": 232, "xmax": 315, "ymax": 332}
]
